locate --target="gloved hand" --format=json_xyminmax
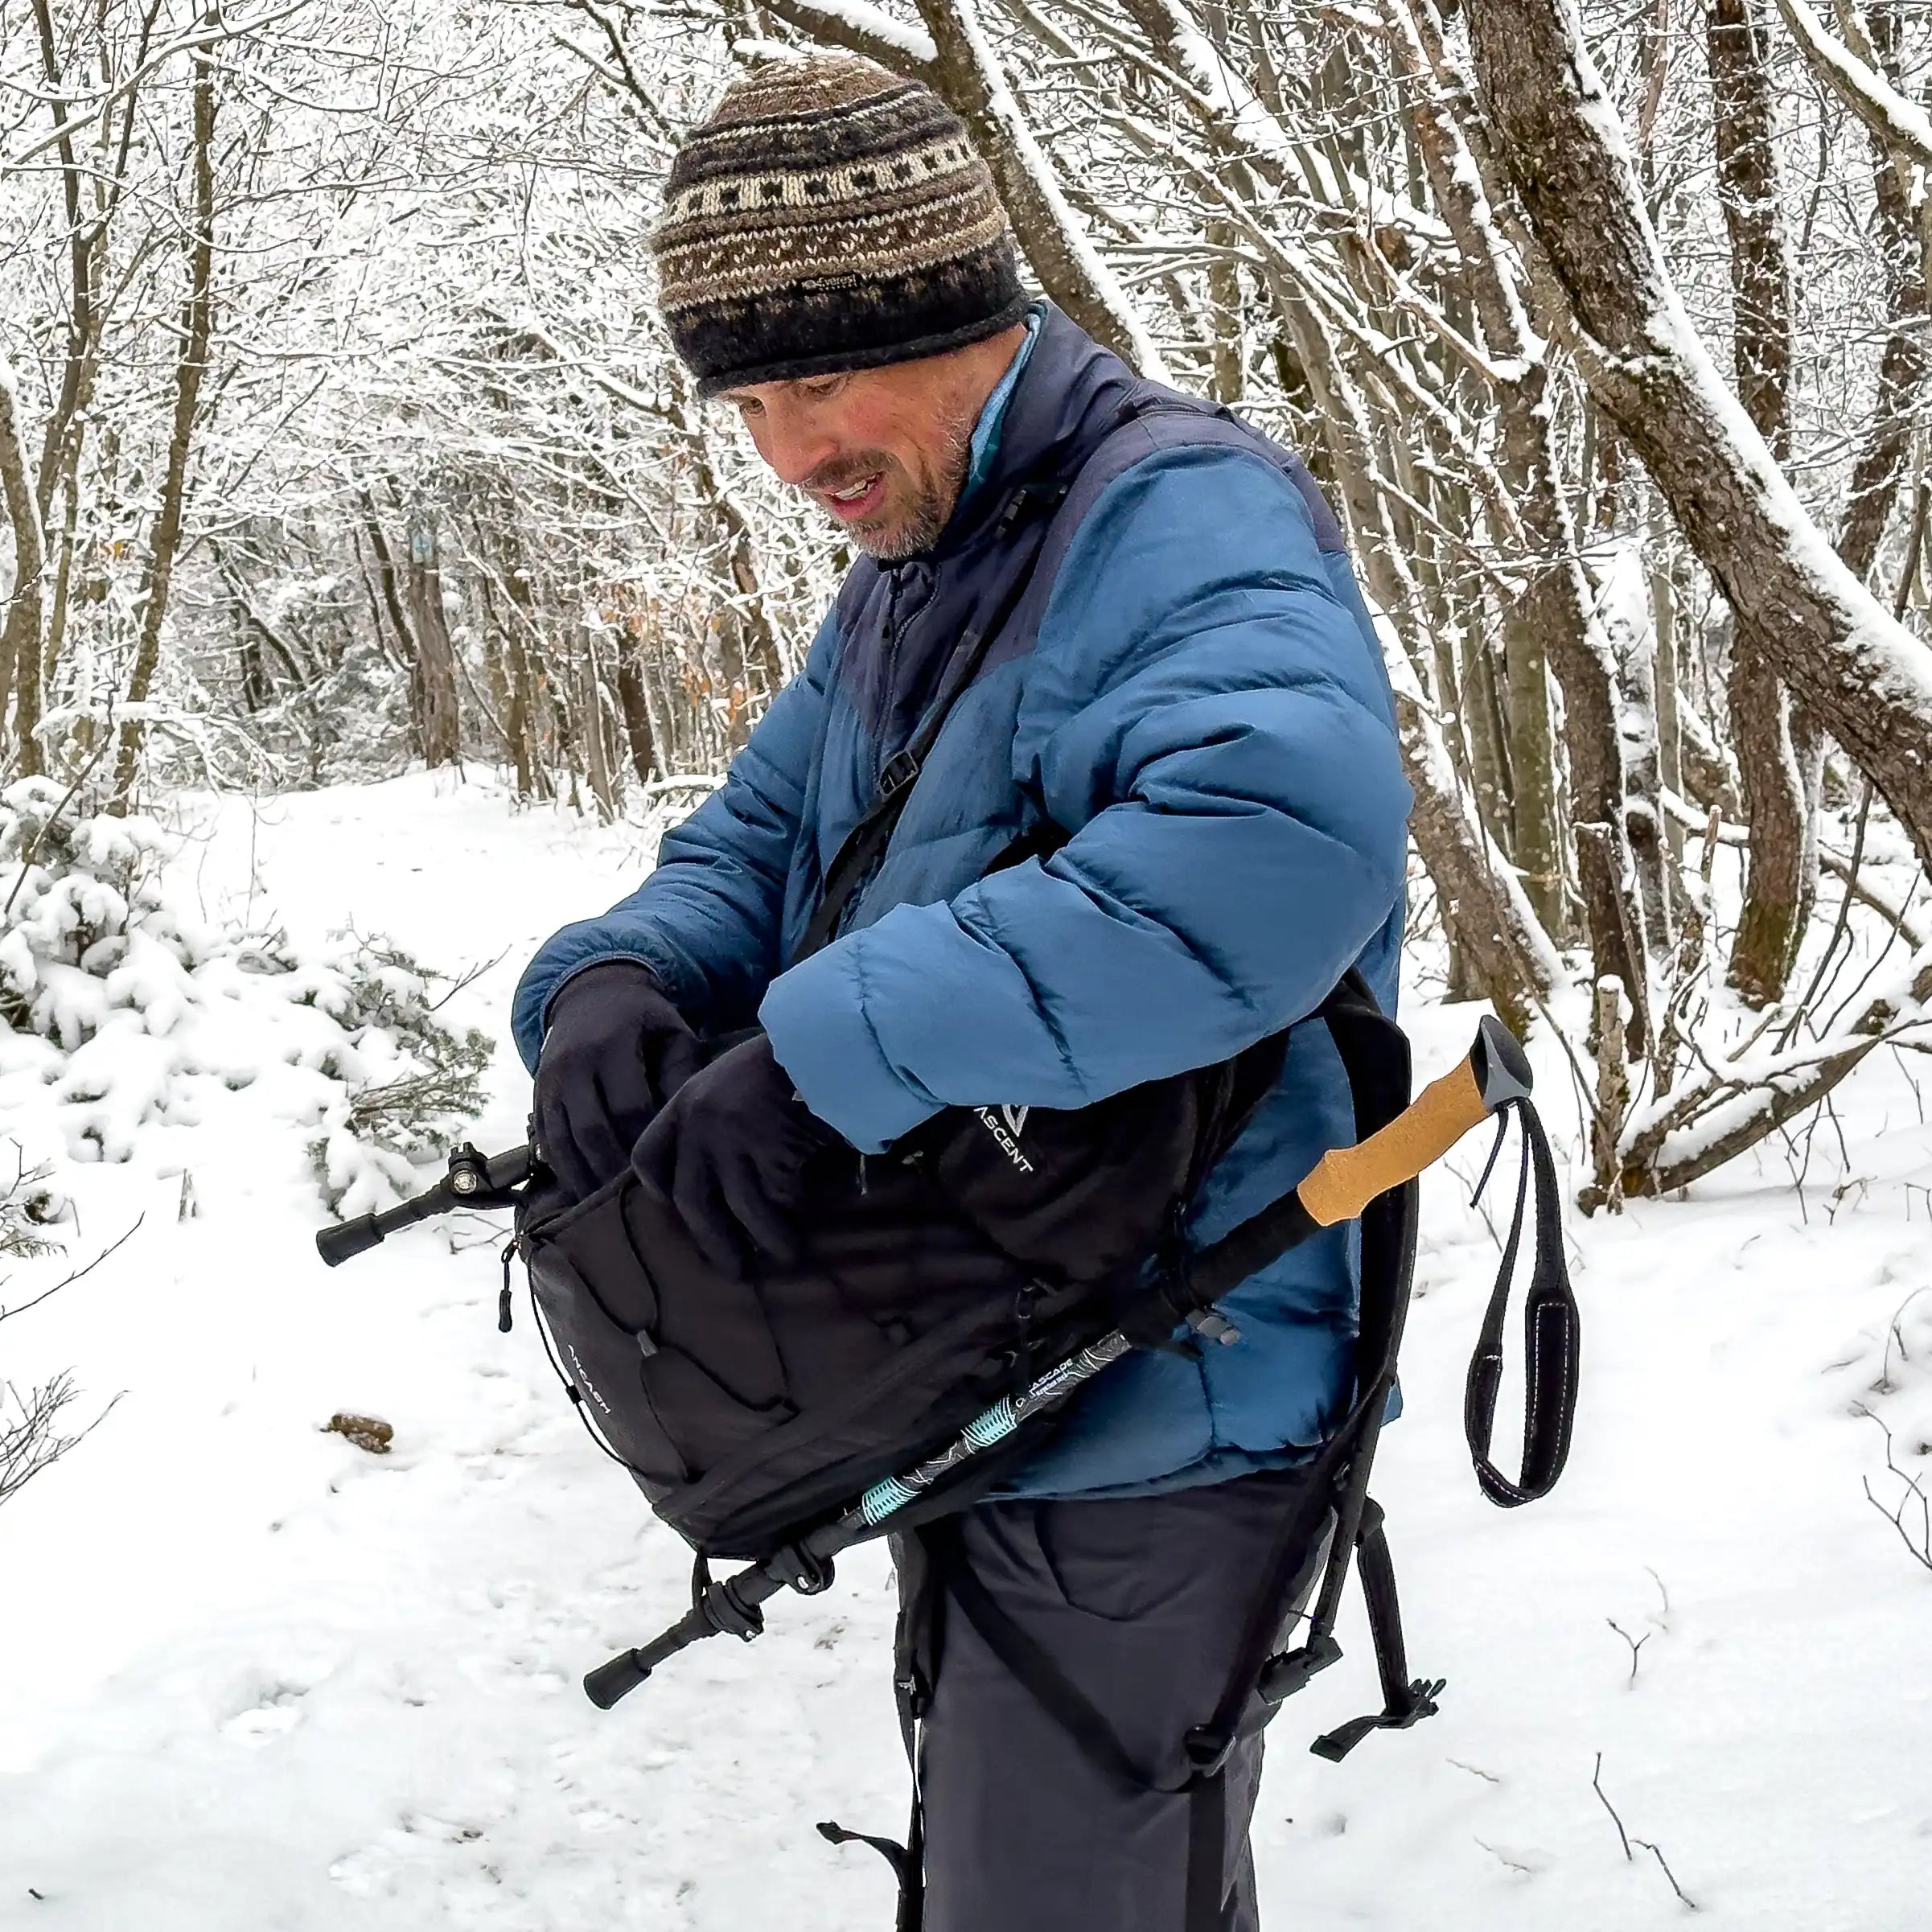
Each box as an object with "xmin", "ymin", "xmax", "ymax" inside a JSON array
[
  {"xmin": 630, "ymin": 1032, "xmax": 845, "ymax": 1273},
  {"xmin": 532, "ymin": 961, "xmax": 703, "ymax": 1201}
]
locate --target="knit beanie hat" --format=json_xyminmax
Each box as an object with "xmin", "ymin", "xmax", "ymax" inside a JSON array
[{"xmin": 653, "ymin": 55, "xmax": 1029, "ymax": 397}]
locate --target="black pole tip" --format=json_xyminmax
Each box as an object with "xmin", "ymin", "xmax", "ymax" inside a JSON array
[
  {"xmin": 583, "ymin": 1650, "xmax": 652, "ymax": 1710},
  {"xmin": 315, "ymin": 1215, "xmax": 383, "ymax": 1267}
]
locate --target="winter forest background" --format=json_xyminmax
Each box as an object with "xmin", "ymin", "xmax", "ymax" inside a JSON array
[{"xmin": 3, "ymin": 2, "xmax": 1932, "ymax": 1926}]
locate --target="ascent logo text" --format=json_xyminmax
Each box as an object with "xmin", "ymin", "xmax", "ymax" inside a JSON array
[{"xmin": 972, "ymin": 1105, "xmax": 1036, "ymax": 1175}]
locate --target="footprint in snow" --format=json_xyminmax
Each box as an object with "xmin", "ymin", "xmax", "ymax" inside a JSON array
[{"xmin": 222, "ymin": 1689, "xmax": 305, "ymax": 1746}]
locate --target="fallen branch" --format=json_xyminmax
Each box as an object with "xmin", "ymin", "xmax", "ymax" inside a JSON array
[
  {"xmin": 1860, "ymin": 1412, "xmax": 1932, "ymax": 1575},
  {"xmin": 1593, "ymin": 1753, "xmax": 1699, "ymax": 1909}
]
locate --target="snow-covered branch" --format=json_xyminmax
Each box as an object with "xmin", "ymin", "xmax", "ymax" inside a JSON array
[
  {"xmin": 1771, "ymin": 0, "xmax": 1932, "ymax": 172},
  {"xmin": 760, "ymin": 0, "xmax": 939, "ymax": 70},
  {"xmin": 1464, "ymin": 0, "xmax": 1932, "ymax": 878}
]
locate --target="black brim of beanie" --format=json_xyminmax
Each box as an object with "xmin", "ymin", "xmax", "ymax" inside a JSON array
[{"xmin": 687, "ymin": 291, "xmax": 1034, "ymax": 398}]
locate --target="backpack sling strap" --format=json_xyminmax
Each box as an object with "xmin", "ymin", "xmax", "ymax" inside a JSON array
[
  {"xmin": 791, "ymin": 479, "xmax": 1068, "ymax": 968},
  {"xmin": 790, "ymin": 388, "xmax": 1288, "ymax": 972}
]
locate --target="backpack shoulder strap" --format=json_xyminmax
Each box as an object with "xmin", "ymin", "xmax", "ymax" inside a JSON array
[{"xmin": 990, "ymin": 393, "xmax": 1346, "ymax": 676}]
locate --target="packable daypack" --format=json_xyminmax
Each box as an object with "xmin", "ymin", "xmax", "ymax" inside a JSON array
[{"xmin": 512, "ymin": 1001, "xmax": 1285, "ymax": 1559}]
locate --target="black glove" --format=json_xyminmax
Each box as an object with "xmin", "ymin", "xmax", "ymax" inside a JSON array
[
  {"xmin": 532, "ymin": 961, "xmax": 703, "ymax": 1201},
  {"xmin": 630, "ymin": 1032, "xmax": 845, "ymax": 1274}
]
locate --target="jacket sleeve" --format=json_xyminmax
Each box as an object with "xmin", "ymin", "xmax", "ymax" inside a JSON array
[
  {"xmin": 758, "ymin": 445, "xmax": 1412, "ymax": 1153},
  {"xmin": 509, "ymin": 612, "xmax": 835, "ymax": 1071}
]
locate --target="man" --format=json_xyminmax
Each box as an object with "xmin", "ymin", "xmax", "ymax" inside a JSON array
[{"xmin": 512, "ymin": 52, "xmax": 1410, "ymax": 1932}]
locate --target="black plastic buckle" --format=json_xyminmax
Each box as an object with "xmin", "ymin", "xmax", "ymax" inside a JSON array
[
  {"xmin": 878, "ymin": 748, "xmax": 921, "ymax": 799},
  {"xmin": 1256, "ymin": 1632, "xmax": 1343, "ymax": 1706},
  {"xmin": 1391, "ymin": 1675, "xmax": 1445, "ymax": 1728},
  {"xmin": 1183, "ymin": 1724, "xmax": 1236, "ymax": 1780},
  {"xmin": 703, "ymin": 1579, "xmax": 766, "ymax": 1643}
]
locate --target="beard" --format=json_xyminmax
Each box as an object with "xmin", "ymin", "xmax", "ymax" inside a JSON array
[{"xmin": 807, "ymin": 417, "xmax": 975, "ymax": 562}]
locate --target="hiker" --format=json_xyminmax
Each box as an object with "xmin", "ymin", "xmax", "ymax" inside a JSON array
[{"xmin": 512, "ymin": 52, "xmax": 1411, "ymax": 1932}]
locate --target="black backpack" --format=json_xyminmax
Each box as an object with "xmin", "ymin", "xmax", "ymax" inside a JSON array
[{"xmin": 513, "ymin": 1010, "xmax": 1283, "ymax": 1554}]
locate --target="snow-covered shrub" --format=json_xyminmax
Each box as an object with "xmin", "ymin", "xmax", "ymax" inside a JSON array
[
  {"xmin": 0, "ymin": 778, "xmax": 191, "ymax": 1046},
  {"xmin": 298, "ymin": 931, "xmax": 494, "ymax": 1214},
  {"xmin": 0, "ymin": 779, "xmax": 492, "ymax": 1217}
]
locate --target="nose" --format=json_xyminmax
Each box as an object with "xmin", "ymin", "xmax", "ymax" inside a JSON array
[{"xmin": 752, "ymin": 401, "xmax": 841, "ymax": 491}]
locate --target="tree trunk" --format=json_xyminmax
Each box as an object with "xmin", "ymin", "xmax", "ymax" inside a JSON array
[
  {"xmin": 360, "ymin": 508, "xmax": 417, "ymax": 676},
  {"xmin": 1604, "ymin": 566, "xmax": 1675, "ymax": 956},
  {"xmin": 1499, "ymin": 591, "xmax": 1566, "ymax": 936},
  {"xmin": 918, "ymin": 0, "xmax": 1167, "ymax": 372},
  {"xmin": 616, "ymin": 660, "xmax": 657, "ymax": 788},
  {"xmin": 404, "ymin": 515, "xmax": 462, "ymax": 768},
  {"xmin": 1269, "ymin": 269, "xmax": 1561, "ymax": 1029},
  {"xmin": 1649, "ymin": 546, "xmax": 1685, "ymax": 860},
  {"xmin": 1837, "ymin": 0, "xmax": 1930, "ymax": 584},
  {"xmin": 1462, "ymin": 0, "xmax": 1932, "ymax": 874},
  {"xmin": 1383, "ymin": 0, "xmax": 1646, "ymax": 1042},
  {"xmin": 1706, "ymin": 0, "xmax": 1811, "ymax": 1003},
  {"xmin": 1206, "ymin": 216, "xmax": 1245, "ymax": 403},
  {"xmin": 110, "ymin": 35, "xmax": 217, "ymax": 812},
  {"xmin": 576, "ymin": 636, "xmax": 617, "ymax": 823},
  {"xmin": 0, "ymin": 361, "xmax": 45, "ymax": 754},
  {"xmin": 489, "ymin": 518, "xmax": 550, "ymax": 800}
]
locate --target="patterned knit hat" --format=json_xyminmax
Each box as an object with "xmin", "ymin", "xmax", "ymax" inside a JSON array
[{"xmin": 653, "ymin": 55, "xmax": 1028, "ymax": 397}]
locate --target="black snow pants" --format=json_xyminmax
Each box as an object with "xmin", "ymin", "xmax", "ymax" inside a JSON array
[{"xmin": 894, "ymin": 1464, "xmax": 1330, "ymax": 1932}]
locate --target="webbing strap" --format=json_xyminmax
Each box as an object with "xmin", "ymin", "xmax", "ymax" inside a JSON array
[
  {"xmin": 1463, "ymin": 1098, "xmax": 1580, "ymax": 1507},
  {"xmin": 816, "ymin": 1529, "xmax": 939, "ymax": 1925},
  {"xmin": 791, "ymin": 483, "xmax": 1065, "ymax": 968},
  {"xmin": 1308, "ymin": 1498, "xmax": 1445, "ymax": 1762},
  {"xmin": 1184, "ymin": 1770, "xmax": 1230, "ymax": 1932}
]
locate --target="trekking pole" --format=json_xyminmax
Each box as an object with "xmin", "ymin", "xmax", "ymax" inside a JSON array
[
  {"xmin": 314, "ymin": 1143, "xmax": 534, "ymax": 1266},
  {"xmin": 582, "ymin": 1014, "xmax": 1536, "ymax": 1709}
]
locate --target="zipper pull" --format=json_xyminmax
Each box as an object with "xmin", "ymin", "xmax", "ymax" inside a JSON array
[{"xmin": 497, "ymin": 1240, "xmax": 516, "ymax": 1334}]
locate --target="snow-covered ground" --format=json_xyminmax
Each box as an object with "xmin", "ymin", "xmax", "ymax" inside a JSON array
[{"xmin": 2, "ymin": 770, "xmax": 1927, "ymax": 1930}]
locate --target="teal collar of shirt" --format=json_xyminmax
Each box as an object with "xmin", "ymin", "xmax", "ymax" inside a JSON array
[{"xmin": 962, "ymin": 302, "xmax": 1046, "ymax": 504}]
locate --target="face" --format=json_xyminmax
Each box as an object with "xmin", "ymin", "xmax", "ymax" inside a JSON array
[{"xmin": 717, "ymin": 327, "xmax": 1026, "ymax": 561}]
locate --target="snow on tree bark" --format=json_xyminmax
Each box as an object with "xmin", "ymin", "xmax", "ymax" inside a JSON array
[
  {"xmin": 759, "ymin": 0, "xmax": 1169, "ymax": 376},
  {"xmin": 0, "ymin": 358, "xmax": 44, "ymax": 750},
  {"xmin": 1382, "ymin": 0, "xmax": 1646, "ymax": 1045},
  {"xmin": 1464, "ymin": 0, "xmax": 1932, "ymax": 876},
  {"xmin": 1835, "ymin": 0, "xmax": 1930, "ymax": 587},
  {"xmin": 1706, "ymin": 0, "xmax": 1814, "ymax": 1005}
]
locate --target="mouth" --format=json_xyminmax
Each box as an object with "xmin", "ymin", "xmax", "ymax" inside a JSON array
[{"xmin": 815, "ymin": 471, "xmax": 886, "ymax": 523}]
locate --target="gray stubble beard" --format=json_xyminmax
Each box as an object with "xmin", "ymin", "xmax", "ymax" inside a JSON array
[{"xmin": 837, "ymin": 414, "xmax": 976, "ymax": 562}]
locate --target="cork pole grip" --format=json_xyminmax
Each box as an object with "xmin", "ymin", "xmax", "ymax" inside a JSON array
[{"xmin": 1297, "ymin": 1055, "xmax": 1490, "ymax": 1229}]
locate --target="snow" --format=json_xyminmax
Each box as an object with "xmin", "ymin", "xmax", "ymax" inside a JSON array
[
  {"xmin": 1126, "ymin": 0, "xmax": 1448, "ymax": 250},
  {"xmin": 1772, "ymin": 0, "xmax": 1932, "ymax": 168},
  {"xmin": 2, "ymin": 769, "xmax": 1930, "ymax": 1928},
  {"xmin": 771, "ymin": 0, "xmax": 939, "ymax": 68},
  {"xmin": 943, "ymin": 0, "xmax": 1172, "ymax": 384}
]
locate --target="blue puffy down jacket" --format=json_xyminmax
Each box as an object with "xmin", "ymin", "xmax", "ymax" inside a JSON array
[{"xmin": 512, "ymin": 305, "xmax": 1412, "ymax": 1498}]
